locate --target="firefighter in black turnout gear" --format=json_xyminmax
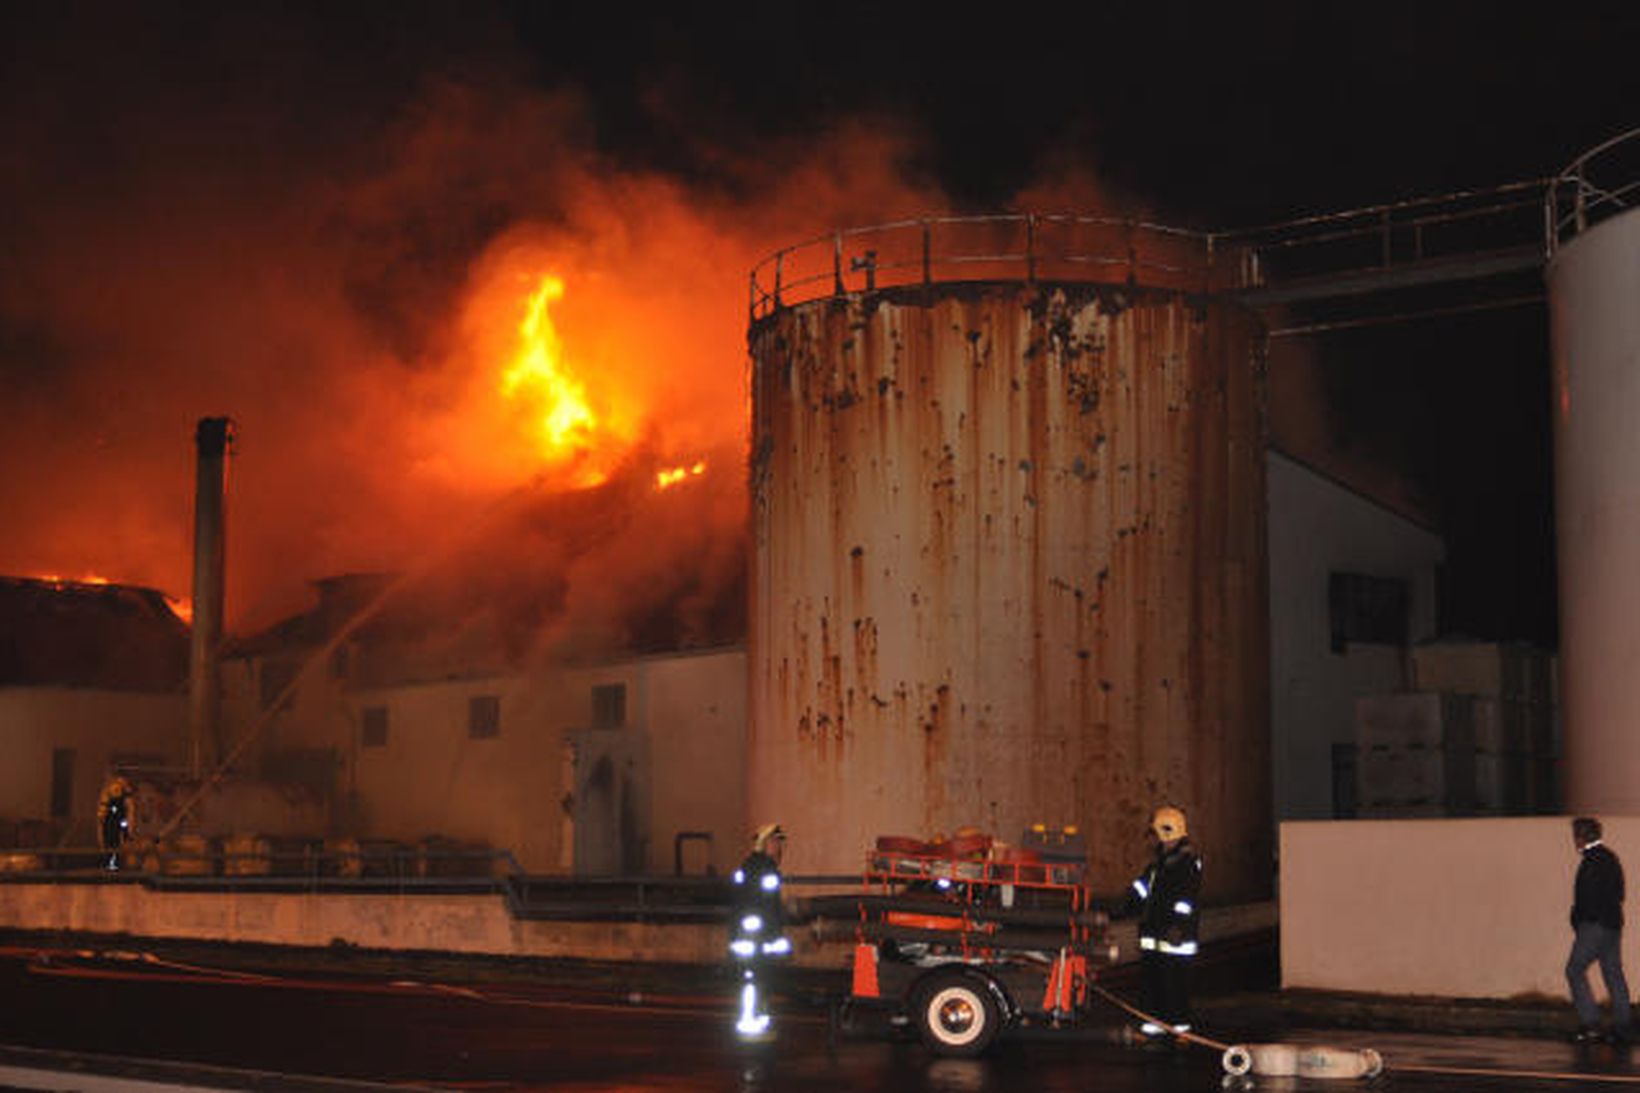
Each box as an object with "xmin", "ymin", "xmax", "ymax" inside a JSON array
[
  {"xmin": 1116, "ymin": 806, "xmax": 1202, "ymax": 1039},
  {"xmin": 97, "ymin": 776, "xmax": 133, "ymax": 871},
  {"xmin": 729, "ymin": 822, "xmax": 790, "ymax": 1039}
]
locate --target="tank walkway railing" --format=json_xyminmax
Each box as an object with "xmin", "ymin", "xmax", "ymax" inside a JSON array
[
  {"xmin": 1547, "ymin": 126, "xmax": 1640, "ymax": 254},
  {"xmin": 1218, "ymin": 180, "xmax": 1549, "ymax": 306},
  {"xmin": 748, "ymin": 183, "xmax": 1556, "ymax": 320}
]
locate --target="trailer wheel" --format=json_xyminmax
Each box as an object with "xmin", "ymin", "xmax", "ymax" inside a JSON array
[{"xmin": 912, "ymin": 970, "xmax": 1001, "ymax": 1057}]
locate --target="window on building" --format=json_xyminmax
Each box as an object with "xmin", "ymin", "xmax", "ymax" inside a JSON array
[
  {"xmin": 50, "ymin": 748, "xmax": 75, "ymax": 820},
  {"xmin": 592, "ymin": 683, "xmax": 627, "ymax": 729},
  {"xmin": 1328, "ymin": 572, "xmax": 1409, "ymax": 654},
  {"xmin": 469, "ymin": 694, "xmax": 501, "ymax": 739},
  {"xmin": 361, "ymin": 706, "xmax": 388, "ymax": 748}
]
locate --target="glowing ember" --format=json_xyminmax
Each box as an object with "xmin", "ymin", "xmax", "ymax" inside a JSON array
[
  {"xmin": 655, "ymin": 460, "xmax": 707, "ymax": 490},
  {"xmin": 168, "ymin": 597, "xmax": 194, "ymax": 625},
  {"xmin": 33, "ymin": 572, "xmax": 112, "ymax": 587}
]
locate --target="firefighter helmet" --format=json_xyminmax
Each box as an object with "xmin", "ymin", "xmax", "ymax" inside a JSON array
[
  {"xmin": 1150, "ymin": 806, "xmax": 1187, "ymax": 842},
  {"xmin": 97, "ymin": 776, "xmax": 133, "ymax": 823},
  {"xmin": 751, "ymin": 823, "xmax": 785, "ymax": 853}
]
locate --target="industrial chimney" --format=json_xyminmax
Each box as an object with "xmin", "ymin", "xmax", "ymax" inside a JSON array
[{"xmin": 187, "ymin": 416, "xmax": 233, "ymax": 778}]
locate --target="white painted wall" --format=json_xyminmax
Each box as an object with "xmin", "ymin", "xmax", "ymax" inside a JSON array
[
  {"xmin": 0, "ymin": 688, "xmax": 185, "ymax": 841},
  {"xmin": 1282, "ymin": 816, "xmax": 1638, "ymax": 1000},
  {"xmin": 625, "ymin": 650, "xmax": 746, "ymax": 876},
  {"xmin": 318, "ymin": 647, "xmax": 746, "ymax": 875},
  {"xmin": 348, "ymin": 674, "xmax": 572, "ymax": 870},
  {"xmin": 1267, "ymin": 452, "xmax": 1444, "ymax": 821}
]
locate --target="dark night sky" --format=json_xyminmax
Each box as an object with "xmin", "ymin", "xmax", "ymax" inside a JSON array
[{"xmin": 3, "ymin": 1, "xmax": 1638, "ymax": 646}]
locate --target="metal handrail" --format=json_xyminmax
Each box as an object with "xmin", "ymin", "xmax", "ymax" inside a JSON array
[
  {"xmin": 748, "ymin": 186, "xmax": 1553, "ymax": 321},
  {"xmin": 0, "ymin": 843, "xmax": 524, "ymax": 889},
  {"xmin": 748, "ymin": 213, "xmax": 1225, "ymax": 322},
  {"xmin": 1547, "ymin": 127, "xmax": 1640, "ymax": 253}
]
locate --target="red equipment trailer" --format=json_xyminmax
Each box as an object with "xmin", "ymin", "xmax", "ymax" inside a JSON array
[{"xmin": 816, "ymin": 829, "xmax": 1114, "ymax": 1056}]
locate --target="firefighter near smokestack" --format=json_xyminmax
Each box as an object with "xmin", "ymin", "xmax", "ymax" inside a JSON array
[
  {"xmin": 728, "ymin": 822, "xmax": 790, "ymax": 1039},
  {"xmin": 97, "ymin": 776, "xmax": 133, "ymax": 871},
  {"xmin": 1112, "ymin": 806, "xmax": 1202, "ymax": 1040}
]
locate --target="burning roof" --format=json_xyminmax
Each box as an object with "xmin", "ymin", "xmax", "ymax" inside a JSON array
[
  {"xmin": 228, "ymin": 455, "xmax": 747, "ymax": 686},
  {"xmin": 0, "ymin": 576, "xmax": 189, "ymax": 691}
]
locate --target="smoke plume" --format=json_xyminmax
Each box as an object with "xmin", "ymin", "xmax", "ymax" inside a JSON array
[{"xmin": 0, "ymin": 10, "xmax": 954, "ymax": 658}]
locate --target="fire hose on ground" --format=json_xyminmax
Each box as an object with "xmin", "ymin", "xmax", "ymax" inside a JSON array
[
  {"xmin": 16, "ymin": 944, "xmax": 1640, "ymax": 1084},
  {"xmin": 1092, "ymin": 983, "xmax": 1640, "ymax": 1085},
  {"xmin": 1091, "ymin": 984, "xmax": 1381, "ymax": 1080}
]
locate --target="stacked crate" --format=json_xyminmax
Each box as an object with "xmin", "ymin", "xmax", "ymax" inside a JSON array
[
  {"xmin": 1410, "ymin": 642, "xmax": 1559, "ymax": 814},
  {"xmin": 1355, "ymin": 692, "xmax": 1479, "ymax": 817}
]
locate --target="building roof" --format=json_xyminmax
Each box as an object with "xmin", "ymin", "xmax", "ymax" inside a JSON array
[{"xmin": 0, "ymin": 576, "xmax": 189, "ymax": 691}]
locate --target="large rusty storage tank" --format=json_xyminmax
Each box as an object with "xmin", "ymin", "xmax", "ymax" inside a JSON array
[
  {"xmin": 1547, "ymin": 132, "xmax": 1640, "ymax": 815},
  {"xmin": 747, "ymin": 217, "xmax": 1271, "ymax": 899}
]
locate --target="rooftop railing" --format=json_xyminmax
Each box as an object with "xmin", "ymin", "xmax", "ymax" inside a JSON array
[{"xmin": 1547, "ymin": 127, "xmax": 1640, "ymax": 254}]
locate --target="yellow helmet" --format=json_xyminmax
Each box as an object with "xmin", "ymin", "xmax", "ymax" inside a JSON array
[
  {"xmin": 751, "ymin": 823, "xmax": 785, "ymax": 853},
  {"xmin": 1151, "ymin": 806, "xmax": 1187, "ymax": 841}
]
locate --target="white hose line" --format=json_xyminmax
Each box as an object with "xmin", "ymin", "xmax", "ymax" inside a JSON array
[{"xmin": 1090, "ymin": 984, "xmax": 1229, "ymax": 1052}]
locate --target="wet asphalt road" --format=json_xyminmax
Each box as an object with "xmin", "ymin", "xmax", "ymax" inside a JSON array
[{"xmin": 1, "ymin": 947, "xmax": 1639, "ymax": 1091}]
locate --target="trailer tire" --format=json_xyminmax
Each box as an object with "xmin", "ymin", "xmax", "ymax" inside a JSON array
[{"xmin": 912, "ymin": 970, "xmax": 1001, "ymax": 1057}]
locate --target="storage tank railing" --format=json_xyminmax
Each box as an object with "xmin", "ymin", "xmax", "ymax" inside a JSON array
[
  {"xmin": 748, "ymin": 214, "xmax": 1230, "ymax": 322},
  {"xmin": 752, "ymin": 186, "xmax": 1556, "ymax": 321},
  {"xmin": 1548, "ymin": 127, "xmax": 1640, "ymax": 254}
]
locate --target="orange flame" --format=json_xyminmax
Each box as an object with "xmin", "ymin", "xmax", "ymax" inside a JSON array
[
  {"xmin": 655, "ymin": 460, "xmax": 707, "ymax": 490},
  {"xmin": 500, "ymin": 276, "xmax": 601, "ymax": 472},
  {"xmin": 485, "ymin": 270, "xmax": 633, "ymax": 485},
  {"xmin": 423, "ymin": 241, "xmax": 739, "ymax": 499}
]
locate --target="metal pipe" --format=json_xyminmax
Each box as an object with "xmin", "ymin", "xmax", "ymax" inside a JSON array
[{"xmin": 187, "ymin": 417, "xmax": 233, "ymax": 779}]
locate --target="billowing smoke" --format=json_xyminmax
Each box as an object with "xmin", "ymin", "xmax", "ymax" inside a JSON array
[{"xmin": 0, "ymin": 10, "xmax": 957, "ymax": 660}]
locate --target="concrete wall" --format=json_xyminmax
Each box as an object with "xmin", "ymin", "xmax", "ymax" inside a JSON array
[
  {"xmin": 0, "ymin": 689, "xmax": 185, "ymax": 841},
  {"xmin": 1282, "ymin": 816, "xmax": 1633, "ymax": 999},
  {"xmin": 0, "ymin": 882, "xmax": 729, "ymax": 965},
  {"xmin": 1267, "ymin": 453, "xmax": 1444, "ymax": 821},
  {"xmin": 0, "ymin": 881, "xmax": 1272, "ymax": 971},
  {"xmin": 634, "ymin": 650, "xmax": 746, "ymax": 876}
]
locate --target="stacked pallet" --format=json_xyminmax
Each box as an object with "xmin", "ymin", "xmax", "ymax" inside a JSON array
[{"xmin": 1353, "ymin": 642, "xmax": 1558, "ymax": 818}]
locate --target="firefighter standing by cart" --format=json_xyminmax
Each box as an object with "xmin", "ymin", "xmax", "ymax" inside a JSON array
[
  {"xmin": 1115, "ymin": 805, "xmax": 1202, "ymax": 1040},
  {"xmin": 728, "ymin": 822, "xmax": 790, "ymax": 1039}
]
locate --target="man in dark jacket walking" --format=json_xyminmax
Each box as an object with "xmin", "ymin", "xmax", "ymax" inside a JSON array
[
  {"xmin": 1117, "ymin": 805, "xmax": 1202, "ymax": 1040},
  {"xmin": 1568, "ymin": 816, "xmax": 1633, "ymax": 1045}
]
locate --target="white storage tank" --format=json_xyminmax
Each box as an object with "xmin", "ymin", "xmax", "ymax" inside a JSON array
[{"xmin": 1547, "ymin": 130, "xmax": 1640, "ymax": 815}]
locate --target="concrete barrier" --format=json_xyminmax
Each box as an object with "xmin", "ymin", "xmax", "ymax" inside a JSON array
[
  {"xmin": 1282, "ymin": 815, "xmax": 1636, "ymax": 1000},
  {"xmin": 0, "ymin": 881, "xmax": 1271, "ymax": 970}
]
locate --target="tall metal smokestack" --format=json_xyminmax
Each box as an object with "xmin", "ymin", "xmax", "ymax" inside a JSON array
[{"xmin": 188, "ymin": 416, "xmax": 233, "ymax": 778}]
